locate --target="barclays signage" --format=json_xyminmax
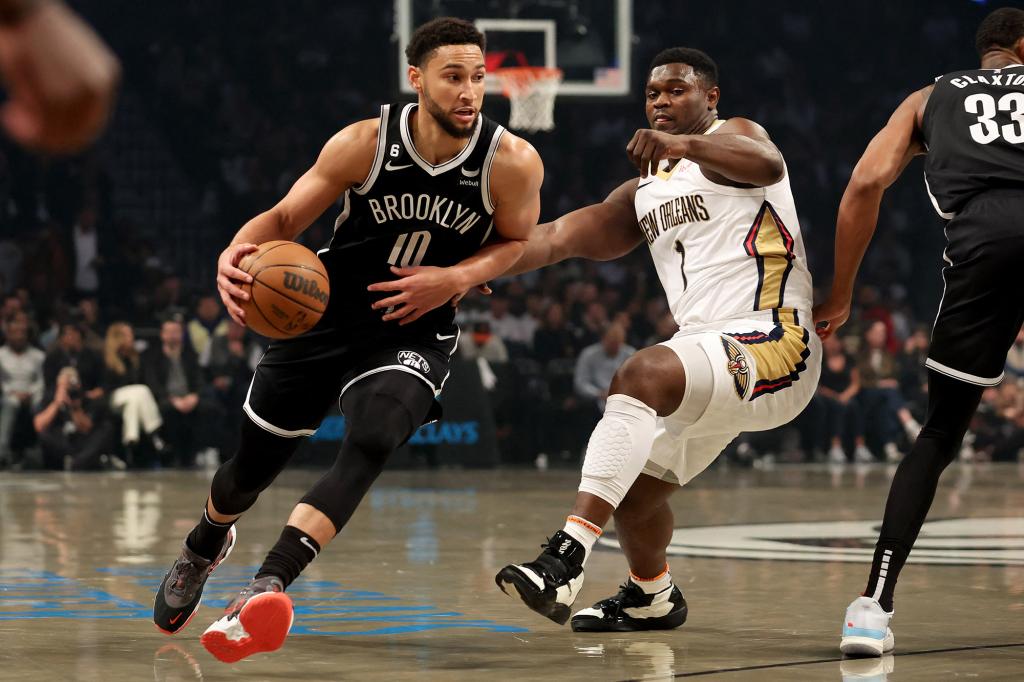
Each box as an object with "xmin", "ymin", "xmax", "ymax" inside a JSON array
[{"xmin": 310, "ymin": 416, "xmax": 481, "ymax": 446}]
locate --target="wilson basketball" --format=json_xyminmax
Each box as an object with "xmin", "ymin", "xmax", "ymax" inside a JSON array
[{"xmin": 239, "ymin": 241, "xmax": 330, "ymax": 339}]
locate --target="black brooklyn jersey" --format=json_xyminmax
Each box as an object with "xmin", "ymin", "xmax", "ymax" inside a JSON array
[
  {"xmin": 922, "ymin": 63, "xmax": 1024, "ymax": 217},
  {"xmin": 321, "ymin": 102, "xmax": 505, "ymax": 333}
]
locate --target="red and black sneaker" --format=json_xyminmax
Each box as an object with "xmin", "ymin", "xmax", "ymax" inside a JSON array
[
  {"xmin": 153, "ymin": 526, "xmax": 236, "ymax": 635},
  {"xmin": 200, "ymin": 576, "xmax": 293, "ymax": 663}
]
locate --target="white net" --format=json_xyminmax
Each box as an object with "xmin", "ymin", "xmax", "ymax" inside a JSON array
[{"xmin": 494, "ymin": 67, "xmax": 563, "ymax": 132}]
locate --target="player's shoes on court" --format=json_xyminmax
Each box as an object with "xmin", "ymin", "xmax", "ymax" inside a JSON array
[
  {"xmin": 154, "ymin": 526, "xmax": 236, "ymax": 635},
  {"xmin": 201, "ymin": 576, "xmax": 293, "ymax": 663},
  {"xmin": 571, "ymin": 581, "xmax": 687, "ymax": 632},
  {"xmin": 840, "ymin": 596, "xmax": 894, "ymax": 656},
  {"xmin": 495, "ymin": 530, "xmax": 585, "ymax": 625}
]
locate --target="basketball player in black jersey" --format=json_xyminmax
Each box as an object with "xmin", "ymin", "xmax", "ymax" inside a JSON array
[
  {"xmin": 151, "ymin": 18, "xmax": 543, "ymax": 662},
  {"xmin": 815, "ymin": 7, "xmax": 1024, "ymax": 657}
]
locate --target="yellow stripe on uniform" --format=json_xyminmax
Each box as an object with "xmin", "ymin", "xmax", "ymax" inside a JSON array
[
  {"xmin": 726, "ymin": 309, "xmax": 810, "ymax": 400},
  {"xmin": 744, "ymin": 201, "xmax": 796, "ymax": 312}
]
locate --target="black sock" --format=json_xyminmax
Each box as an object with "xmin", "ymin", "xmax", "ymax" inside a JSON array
[
  {"xmin": 256, "ymin": 525, "xmax": 321, "ymax": 589},
  {"xmin": 185, "ymin": 508, "xmax": 234, "ymax": 561},
  {"xmin": 862, "ymin": 542, "xmax": 908, "ymax": 612}
]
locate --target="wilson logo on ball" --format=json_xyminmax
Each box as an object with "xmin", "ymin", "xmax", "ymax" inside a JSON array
[{"xmin": 283, "ymin": 272, "xmax": 329, "ymax": 305}]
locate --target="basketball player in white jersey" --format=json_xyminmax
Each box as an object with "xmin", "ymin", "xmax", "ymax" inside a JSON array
[{"xmin": 495, "ymin": 47, "xmax": 821, "ymax": 631}]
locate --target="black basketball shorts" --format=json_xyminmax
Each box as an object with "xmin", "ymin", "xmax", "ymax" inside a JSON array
[
  {"xmin": 927, "ymin": 190, "xmax": 1024, "ymax": 386},
  {"xmin": 243, "ymin": 323, "xmax": 460, "ymax": 437}
]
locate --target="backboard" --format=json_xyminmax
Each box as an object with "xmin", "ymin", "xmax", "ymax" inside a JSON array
[{"xmin": 395, "ymin": 0, "xmax": 632, "ymax": 97}]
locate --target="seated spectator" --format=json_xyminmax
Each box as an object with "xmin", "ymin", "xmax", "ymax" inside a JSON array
[
  {"xmin": 532, "ymin": 303, "xmax": 576, "ymax": 365},
  {"xmin": 43, "ymin": 322, "xmax": 103, "ymax": 397},
  {"xmin": 814, "ymin": 334, "xmax": 870, "ymax": 463},
  {"xmin": 484, "ymin": 294, "xmax": 536, "ymax": 351},
  {"xmin": 207, "ymin": 321, "xmax": 262, "ymax": 454},
  {"xmin": 188, "ymin": 293, "xmax": 229, "ymax": 367},
  {"xmin": 573, "ymin": 300, "xmax": 610, "ymax": 352},
  {"xmin": 897, "ymin": 325, "xmax": 930, "ymax": 418},
  {"xmin": 460, "ymin": 321, "xmax": 509, "ymax": 364},
  {"xmin": 0, "ymin": 316, "xmax": 44, "ymax": 465},
  {"xmin": 103, "ymin": 321, "xmax": 164, "ymax": 457},
  {"xmin": 76, "ymin": 297, "xmax": 105, "ymax": 353},
  {"xmin": 574, "ymin": 323, "xmax": 635, "ymax": 415},
  {"xmin": 856, "ymin": 320, "xmax": 921, "ymax": 461},
  {"xmin": 143, "ymin": 317, "xmax": 222, "ymax": 466},
  {"xmin": 34, "ymin": 366, "xmax": 117, "ymax": 470}
]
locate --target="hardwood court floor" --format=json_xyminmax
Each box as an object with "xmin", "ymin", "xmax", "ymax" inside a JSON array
[{"xmin": 1, "ymin": 463, "xmax": 1022, "ymax": 681}]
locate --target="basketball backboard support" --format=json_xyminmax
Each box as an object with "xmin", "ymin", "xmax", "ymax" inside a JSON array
[{"xmin": 395, "ymin": 0, "xmax": 632, "ymax": 97}]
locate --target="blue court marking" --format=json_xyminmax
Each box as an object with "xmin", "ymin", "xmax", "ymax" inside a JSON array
[{"xmin": 0, "ymin": 569, "xmax": 150, "ymax": 620}]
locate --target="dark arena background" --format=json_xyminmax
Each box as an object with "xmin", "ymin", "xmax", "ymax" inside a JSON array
[{"xmin": 1, "ymin": 1, "xmax": 1023, "ymax": 680}]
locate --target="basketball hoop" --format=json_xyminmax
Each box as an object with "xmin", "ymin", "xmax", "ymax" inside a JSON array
[{"xmin": 493, "ymin": 66, "xmax": 563, "ymax": 133}]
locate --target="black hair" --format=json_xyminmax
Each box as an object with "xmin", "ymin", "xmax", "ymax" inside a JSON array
[
  {"xmin": 976, "ymin": 7, "xmax": 1024, "ymax": 57},
  {"xmin": 648, "ymin": 47, "xmax": 718, "ymax": 88},
  {"xmin": 405, "ymin": 17, "xmax": 486, "ymax": 67}
]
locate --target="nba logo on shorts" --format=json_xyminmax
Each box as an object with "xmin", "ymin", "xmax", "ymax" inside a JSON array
[{"xmin": 397, "ymin": 351, "xmax": 430, "ymax": 374}]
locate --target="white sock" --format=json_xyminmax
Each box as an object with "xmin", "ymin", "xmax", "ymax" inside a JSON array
[
  {"xmin": 563, "ymin": 515, "xmax": 602, "ymax": 564},
  {"xmin": 630, "ymin": 564, "xmax": 672, "ymax": 594},
  {"xmin": 577, "ymin": 394, "xmax": 658, "ymax": 509}
]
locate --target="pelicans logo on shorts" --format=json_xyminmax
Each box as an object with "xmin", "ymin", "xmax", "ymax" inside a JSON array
[
  {"xmin": 721, "ymin": 338, "xmax": 749, "ymax": 399},
  {"xmin": 397, "ymin": 351, "xmax": 430, "ymax": 374}
]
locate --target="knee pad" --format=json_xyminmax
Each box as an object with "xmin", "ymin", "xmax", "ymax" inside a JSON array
[{"xmin": 579, "ymin": 394, "xmax": 657, "ymax": 508}]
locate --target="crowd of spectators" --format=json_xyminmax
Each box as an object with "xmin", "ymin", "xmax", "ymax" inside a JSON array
[{"xmin": 0, "ymin": 2, "xmax": 1020, "ymax": 471}]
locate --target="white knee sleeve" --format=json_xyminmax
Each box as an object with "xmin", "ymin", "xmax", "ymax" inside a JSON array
[{"xmin": 578, "ymin": 394, "xmax": 658, "ymax": 508}]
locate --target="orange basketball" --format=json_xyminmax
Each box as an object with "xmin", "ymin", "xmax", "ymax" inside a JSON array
[{"xmin": 239, "ymin": 241, "xmax": 330, "ymax": 339}]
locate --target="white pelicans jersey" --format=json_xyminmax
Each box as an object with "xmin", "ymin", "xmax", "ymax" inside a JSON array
[{"xmin": 634, "ymin": 120, "xmax": 813, "ymax": 330}]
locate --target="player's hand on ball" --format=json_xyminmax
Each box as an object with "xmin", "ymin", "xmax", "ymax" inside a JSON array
[
  {"xmin": 368, "ymin": 265, "xmax": 464, "ymax": 325},
  {"xmin": 813, "ymin": 296, "xmax": 851, "ymax": 341},
  {"xmin": 627, "ymin": 129, "xmax": 687, "ymax": 177},
  {"xmin": 216, "ymin": 243, "xmax": 257, "ymax": 325}
]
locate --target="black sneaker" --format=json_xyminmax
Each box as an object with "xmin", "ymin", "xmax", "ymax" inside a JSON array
[
  {"xmin": 495, "ymin": 530, "xmax": 586, "ymax": 625},
  {"xmin": 200, "ymin": 576, "xmax": 293, "ymax": 663},
  {"xmin": 153, "ymin": 526, "xmax": 236, "ymax": 634},
  {"xmin": 571, "ymin": 581, "xmax": 687, "ymax": 632}
]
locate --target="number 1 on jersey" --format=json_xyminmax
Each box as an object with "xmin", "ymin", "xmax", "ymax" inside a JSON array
[
  {"xmin": 673, "ymin": 239, "xmax": 688, "ymax": 290},
  {"xmin": 388, "ymin": 230, "xmax": 431, "ymax": 268}
]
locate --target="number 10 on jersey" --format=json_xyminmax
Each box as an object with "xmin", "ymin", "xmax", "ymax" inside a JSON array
[{"xmin": 388, "ymin": 230, "xmax": 431, "ymax": 267}]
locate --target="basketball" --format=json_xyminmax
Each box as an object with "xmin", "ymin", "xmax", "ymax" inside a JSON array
[{"xmin": 239, "ymin": 240, "xmax": 330, "ymax": 339}]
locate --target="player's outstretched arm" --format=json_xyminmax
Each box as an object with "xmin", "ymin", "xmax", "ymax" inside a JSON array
[
  {"xmin": 814, "ymin": 87, "xmax": 930, "ymax": 339},
  {"xmin": 627, "ymin": 118, "xmax": 783, "ymax": 186},
  {"xmin": 504, "ymin": 178, "xmax": 645, "ymax": 277},
  {"xmin": 368, "ymin": 135, "xmax": 544, "ymax": 325},
  {"xmin": 217, "ymin": 119, "xmax": 377, "ymax": 323}
]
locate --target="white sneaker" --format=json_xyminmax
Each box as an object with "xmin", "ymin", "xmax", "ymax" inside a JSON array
[
  {"xmin": 828, "ymin": 444, "xmax": 847, "ymax": 464},
  {"xmin": 840, "ymin": 596, "xmax": 894, "ymax": 656},
  {"xmin": 883, "ymin": 442, "xmax": 902, "ymax": 463},
  {"xmin": 853, "ymin": 445, "xmax": 874, "ymax": 463}
]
